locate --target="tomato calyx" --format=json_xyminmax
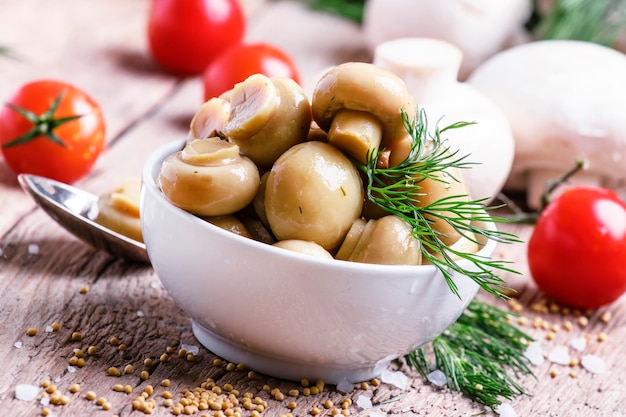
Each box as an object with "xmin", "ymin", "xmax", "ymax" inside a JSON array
[
  {"xmin": 2, "ymin": 92, "xmax": 83, "ymax": 149},
  {"xmin": 500, "ymin": 158, "xmax": 588, "ymax": 224}
]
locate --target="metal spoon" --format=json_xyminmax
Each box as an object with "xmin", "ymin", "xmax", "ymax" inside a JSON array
[{"xmin": 17, "ymin": 174, "xmax": 150, "ymax": 264}]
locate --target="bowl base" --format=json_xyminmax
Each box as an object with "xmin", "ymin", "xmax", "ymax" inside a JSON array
[{"xmin": 191, "ymin": 321, "xmax": 390, "ymax": 385}]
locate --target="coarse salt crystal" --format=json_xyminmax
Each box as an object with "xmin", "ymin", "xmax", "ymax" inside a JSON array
[
  {"xmin": 14, "ymin": 341, "xmax": 22, "ymax": 349},
  {"xmin": 336, "ymin": 378, "xmax": 354, "ymax": 394},
  {"xmin": 427, "ymin": 369, "xmax": 447, "ymax": 388},
  {"xmin": 67, "ymin": 366, "xmax": 76, "ymax": 373},
  {"xmin": 581, "ymin": 355, "xmax": 606, "ymax": 374},
  {"xmin": 369, "ymin": 412, "xmax": 386, "ymax": 417},
  {"xmin": 40, "ymin": 397, "xmax": 50, "ymax": 406},
  {"xmin": 45, "ymin": 325, "xmax": 54, "ymax": 333},
  {"xmin": 548, "ymin": 346, "xmax": 571, "ymax": 365},
  {"xmin": 356, "ymin": 395, "xmax": 373, "ymax": 409},
  {"xmin": 381, "ymin": 368, "xmax": 408, "ymax": 390},
  {"xmin": 150, "ymin": 281, "xmax": 161, "ymax": 289},
  {"xmin": 495, "ymin": 402, "xmax": 518, "ymax": 417},
  {"xmin": 181, "ymin": 343, "xmax": 199, "ymax": 355},
  {"xmin": 523, "ymin": 341, "xmax": 544, "ymax": 366},
  {"xmin": 15, "ymin": 384, "xmax": 40, "ymax": 401},
  {"xmin": 137, "ymin": 310, "xmax": 145, "ymax": 317},
  {"xmin": 27, "ymin": 244, "xmax": 39, "ymax": 255},
  {"xmin": 571, "ymin": 337, "xmax": 587, "ymax": 352},
  {"xmin": 54, "ymin": 376, "xmax": 62, "ymax": 383}
]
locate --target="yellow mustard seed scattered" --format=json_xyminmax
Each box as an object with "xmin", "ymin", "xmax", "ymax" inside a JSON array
[
  {"xmin": 144, "ymin": 357, "xmax": 153, "ymax": 367},
  {"xmin": 569, "ymin": 358, "xmax": 579, "ymax": 367},
  {"xmin": 107, "ymin": 367, "xmax": 121, "ymax": 377},
  {"xmin": 69, "ymin": 356, "xmax": 79, "ymax": 366},
  {"xmin": 287, "ymin": 401, "xmax": 297, "ymax": 410},
  {"xmin": 71, "ymin": 332, "xmax": 83, "ymax": 341},
  {"xmin": 124, "ymin": 385, "xmax": 133, "ymax": 394},
  {"xmin": 160, "ymin": 353, "xmax": 169, "ymax": 363},
  {"xmin": 144, "ymin": 385, "xmax": 154, "ymax": 395},
  {"xmin": 226, "ymin": 362, "xmax": 236, "ymax": 372},
  {"xmin": 51, "ymin": 322, "xmax": 60, "ymax": 332},
  {"xmin": 545, "ymin": 331, "xmax": 555, "ymax": 341},
  {"xmin": 41, "ymin": 407, "xmax": 52, "ymax": 416},
  {"xmin": 77, "ymin": 358, "xmax": 86, "ymax": 368},
  {"xmin": 247, "ymin": 371, "xmax": 256, "ymax": 379},
  {"xmin": 161, "ymin": 378, "xmax": 171, "ymax": 387},
  {"xmin": 324, "ymin": 399, "xmax": 334, "ymax": 409},
  {"xmin": 578, "ymin": 316, "xmax": 589, "ymax": 327},
  {"xmin": 102, "ymin": 401, "xmax": 112, "ymax": 410},
  {"xmin": 60, "ymin": 394, "xmax": 70, "ymax": 405},
  {"xmin": 310, "ymin": 386, "xmax": 320, "ymax": 395},
  {"xmin": 27, "ymin": 327, "xmax": 38, "ymax": 336},
  {"xmin": 600, "ymin": 311, "xmax": 612, "ymax": 323},
  {"xmin": 164, "ymin": 398, "xmax": 174, "ymax": 407},
  {"xmin": 118, "ymin": 343, "xmax": 128, "ymax": 352},
  {"xmin": 288, "ymin": 389, "xmax": 299, "ymax": 397},
  {"xmin": 163, "ymin": 390, "xmax": 173, "ymax": 399},
  {"xmin": 236, "ymin": 363, "xmax": 246, "ymax": 371},
  {"xmin": 80, "ymin": 285, "xmax": 89, "ymax": 294},
  {"xmin": 341, "ymin": 409, "xmax": 350, "ymax": 416},
  {"xmin": 140, "ymin": 370, "xmax": 150, "ymax": 381},
  {"xmin": 41, "ymin": 380, "xmax": 51, "ymax": 388},
  {"xmin": 186, "ymin": 353, "xmax": 195, "ymax": 362},
  {"xmin": 113, "ymin": 384, "xmax": 124, "ymax": 392},
  {"xmin": 45, "ymin": 385, "xmax": 57, "ymax": 394},
  {"xmin": 569, "ymin": 370, "xmax": 577, "ymax": 378},
  {"xmin": 550, "ymin": 369, "xmax": 559, "ymax": 378},
  {"xmin": 124, "ymin": 364, "xmax": 134, "ymax": 374},
  {"xmin": 563, "ymin": 321, "xmax": 573, "ymax": 331},
  {"xmin": 597, "ymin": 332, "xmax": 608, "ymax": 342},
  {"xmin": 85, "ymin": 391, "xmax": 97, "ymax": 401},
  {"xmin": 360, "ymin": 382, "xmax": 369, "ymax": 390},
  {"xmin": 331, "ymin": 408, "xmax": 341, "ymax": 416},
  {"xmin": 74, "ymin": 349, "xmax": 84, "ymax": 358},
  {"xmin": 96, "ymin": 396, "xmax": 107, "ymax": 406},
  {"xmin": 178, "ymin": 348, "xmax": 187, "ymax": 358},
  {"xmin": 310, "ymin": 406, "xmax": 321, "ymax": 416},
  {"xmin": 302, "ymin": 387, "xmax": 311, "ymax": 396},
  {"xmin": 166, "ymin": 346, "xmax": 175, "ymax": 354},
  {"xmin": 110, "ymin": 337, "xmax": 120, "ymax": 346},
  {"xmin": 69, "ymin": 384, "xmax": 80, "ymax": 393}
]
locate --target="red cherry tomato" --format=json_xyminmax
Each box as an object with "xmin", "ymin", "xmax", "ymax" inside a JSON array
[
  {"xmin": 0, "ymin": 80, "xmax": 106, "ymax": 184},
  {"xmin": 147, "ymin": 0, "xmax": 246, "ymax": 76},
  {"xmin": 527, "ymin": 186, "xmax": 626, "ymax": 309},
  {"xmin": 202, "ymin": 42, "xmax": 301, "ymax": 101}
]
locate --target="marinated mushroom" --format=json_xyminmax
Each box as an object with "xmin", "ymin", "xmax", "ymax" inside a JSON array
[
  {"xmin": 335, "ymin": 215, "xmax": 422, "ymax": 265},
  {"xmin": 221, "ymin": 74, "xmax": 311, "ymax": 169},
  {"xmin": 273, "ymin": 239, "xmax": 334, "ymax": 259},
  {"xmin": 159, "ymin": 138, "xmax": 260, "ymax": 216},
  {"xmin": 94, "ymin": 177, "xmax": 143, "ymax": 242},
  {"xmin": 204, "ymin": 215, "xmax": 252, "ymax": 238},
  {"xmin": 311, "ymin": 62, "xmax": 416, "ymax": 164},
  {"xmin": 265, "ymin": 141, "xmax": 363, "ymax": 251},
  {"xmin": 189, "ymin": 97, "xmax": 231, "ymax": 140}
]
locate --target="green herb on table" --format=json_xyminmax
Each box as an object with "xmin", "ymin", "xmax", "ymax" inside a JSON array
[
  {"xmin": 355, "ymin": 109, "xmax": 521, "ymax": 299},
  {"xmin": 306, "ymin": 0, "xmax": 366, "ymax": 23},
  {"xmin": 407, "ymin": 300, "xmax": 534, "ymax": 410},
  {"xmin": 532, "ymin": 0, "xmax": 626, "ymax": 46}
]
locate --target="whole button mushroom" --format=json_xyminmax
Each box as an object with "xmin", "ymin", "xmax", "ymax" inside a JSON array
[
  {"xmin": 336, "ymin": 215, "xmax": 422, "ymax": 265},
  {"xmin": 221, "ymin": 73, "xmax": 311, "ymax": 169},
  {"xmin": 265, "ymin": 141, "xmax": 363, "ymax": 251},
  {"xmin": 311, "ymin": 62, "xmax": 416, "ymax": 165},
  {"xmin": 468, "ymin": 40, "xmax": 626, "ymax": 209},
  {"xmin": 159, "ymin": 138, "xmax": 260, "ymax": 216},
  {"xmin": 188, "ymin": 97, "xmax": 231, "ymax": 140}
]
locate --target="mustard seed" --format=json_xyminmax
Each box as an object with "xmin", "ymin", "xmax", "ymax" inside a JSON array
[
  {"xmin": 140, "ymin": 370, "xmax": 150, "ymax": 380},
  {"xmin": 302, "ymin": 387, "xmax": 311, "ymax": 396},
  {"xmin": 45, "ymin": 385, "xmax": 57, "ymax": 394},
  {"xmin": 76, "ymin": 358, "xmax": 86, "ymax": 368},
  {"xmin": 310, "ymin": 386, "xmax": 320, "ymax": 395},
  {"xmin": 144, "ymin": 357, "xmax": 153, "ymax": 367},
  {"xmin": 113, "ymin": 384, "xmax": 124, "ymax": 392},
  {"xmin": 597, "ymin": 332, "xmax": 608, "ymax": 342},
  {"xmin": 96, "ymin": 396, "xmax": 107, "ymax": 406},
  {"xmin": 51, "ymin": 322, "xmax": 60, "ymax": 332},
  {"xmin": 160, "ymin": 353, "xmax": 169, "ymax": 363},
  {"xmin": 166, "ymin": 346, "xmax": 175, "ymax": 354},
  {"xmin": 102, "ymin": 401, "xmax": 112, "ymax": 410},
  {"xmin": 288, "ymin": 389, "xmax": 299, "ymax": 397},
  {"xmin": 569, "ymin": 370, "xmax": 577, "ymax": 378},
  {"xmin": 578, "ymin": 316, "xmax": 589, "ymax": 327},
  {"xmin": 178, "ymin": 348, "xmax": 187, "ymax": 358},
  {"xmin": 550, "ymin": 369, "xmax": 559, "ymax": 378},
  {"xmin": 236, "ymin": 363, "xmax": 246, "ymax": 371},
  {"xmin": 85, "ymin": 391, "xmax": 97, "ymax": 401},
  {"xmin": 164, "ymin": 398, "xmax": 174, "ymax": 407},
  {"xmin": 186, "ymin": 353, "xmax": 195, "ymax": 362},
  {"xmin": 26, "ymin": 327, "xmax": 37, "ymax": 336},
  {"xmin": 69, "ymin": 356, "xmax": 79, "ymax": 366},
  {"xmin": 69, "ymin": 384, "xmax": 80, "ymax": 393},
  {"xmin": 124, "ymin": 364, "xmax": 134, "ymax": 374},
  {"xmin": 80, "ymin": 285, "xmax": 89, "ymax": 294},
  {"xmin": 600, "ymin": 311, "xmax": 612, "ymax": 323},
  {"xmin": 118, "ymin": 343, "xmax": 128, "ymax": 352},
  {"xmin": 124, "ymin": 385, "xmax": 133, "ymax": 394},
  {"xmin": 324, "ymin": 399, "xmax": 334, "ymax": 409},
  {"xmin": 360, "ymin": 382, "xmax": 369, "ymax": 390},
  {"xmin": 287, "ymin": 401, "xmax": 297, "ymax": 410},
  {"xmin": 310, "ymin": 406, "xmax": 321, "ymax": 415},
  {"xmin": 41, "ymin": 380, "xmax": 51, "ymax": 388},
  {"xmin": 42, "ymin": 407, "xmax": 52, "ymax": 416},
  {"xmin": 247, "ymin": 371, "xmax": 256, "ymax": 379},
  {"xmin": 341, "ymin": 409, "xmax": 350, "ymax": 416},
  {"xmin": 107, "ymin": 367, "xmax": 121, "ymax": 377},
  {"xmin": 226, "ymin": 362, "xmax": 236, "ymax": 372},
  {"xmin": 161, "ymin": 379, "xmax": 171, "ymax": 387},
  {"xmin": 144, "ymin": 385, "xmax": 154, "ymax": 395},
  {"xmin": 163, "ymin": 390, "xmax": 173, "ymax": 399}
]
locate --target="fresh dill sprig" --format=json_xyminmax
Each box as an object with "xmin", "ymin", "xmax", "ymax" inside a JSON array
[
  {"xmin": 533, "ymin": 0, "xmax": 626, "ymax": 46},
  {"xmin": 406, "ymin": 300, "xmax": 534, "ymax": 410},
  {"xmin": 355, "ymin": 108, "xmax": 521, "ymax": 299}
]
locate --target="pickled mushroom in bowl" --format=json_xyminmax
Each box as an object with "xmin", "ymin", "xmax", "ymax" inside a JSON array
[{"xmin": 156, "ymin": 65, "xmax": 517, "ymax": 298}]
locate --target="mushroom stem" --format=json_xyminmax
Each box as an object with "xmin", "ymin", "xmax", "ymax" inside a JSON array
[{"xmin": 328, "ymin": 109, "xmax": 383, "ymax": 164}]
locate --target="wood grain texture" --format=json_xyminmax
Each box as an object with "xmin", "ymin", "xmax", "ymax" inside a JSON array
[{"xmin": 1, "ymin": 1, "xmax": 625, "ymax": 416}]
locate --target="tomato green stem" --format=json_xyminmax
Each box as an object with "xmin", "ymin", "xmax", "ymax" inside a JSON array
[
  {"xmin": 539, "ymin": 158, "xmax": 588, "ymax": 211},
  {"xmin": 1, "ymin": 92, "xmax": 83, "ymax": 149}
]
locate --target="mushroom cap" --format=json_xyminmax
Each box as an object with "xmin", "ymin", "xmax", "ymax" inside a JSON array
[
  {"xmin": 468, "ymin": 40, "xmax": 626, "ymax": 199},
  {"xmin": 311, "ymin": 62, "xmax": 416, "ymax": 148}
]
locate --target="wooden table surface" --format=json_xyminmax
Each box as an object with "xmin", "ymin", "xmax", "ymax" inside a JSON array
[{"xmin": 1, "ymin": 1, "xmax": 625, "ymax": 416}]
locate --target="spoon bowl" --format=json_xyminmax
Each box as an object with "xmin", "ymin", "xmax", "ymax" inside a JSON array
[{"xmin": 18, "ymin": 174, "xmax": 150, "ymax": 263}]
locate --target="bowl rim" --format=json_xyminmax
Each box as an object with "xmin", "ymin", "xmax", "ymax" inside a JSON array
[{"xmin": 142, "ymin": 139, "xmax": 498, "ymax": 277}]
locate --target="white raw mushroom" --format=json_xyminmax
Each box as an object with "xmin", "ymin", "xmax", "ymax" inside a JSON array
[
  {"xmin": 362, "ymin": 0, "xmax": 532, "ymax": 80},
  {"xmin": 467, "ymin": 40, "xmax": 626, "ymax": 209},
  {"xmin": 373, "ymin": 37, "xmax": 515, "ymax": 203}
]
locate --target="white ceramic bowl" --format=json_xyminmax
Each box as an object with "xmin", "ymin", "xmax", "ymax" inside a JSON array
[{"xmin": 141, "ymin": 139, "xmax": 496, "ymax": 384}]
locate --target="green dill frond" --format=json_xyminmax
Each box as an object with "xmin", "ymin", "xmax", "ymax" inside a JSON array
[
  {"xmin": 355, "ymin": 108, "xmax": 522, "ymax": 299},
  {"xmin": 406, "ymin": 300, "xmax": 534, "ymax": 410}
]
